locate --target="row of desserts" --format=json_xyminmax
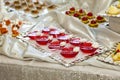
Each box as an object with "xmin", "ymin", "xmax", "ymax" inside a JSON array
[
  {"xmin": 27, "ymin": 27, "xmax": 99, "ymax": 58},
  {"xmin": 5, "ymin": 0, "xmax": 57, "ymax": 17},
  {"xmin": 0, "ymin": 18, "xmax": 22, "ymax": 37},
  {"xmin": 65, "ymin": 7, "xmax": 106, "ymax": 28}
]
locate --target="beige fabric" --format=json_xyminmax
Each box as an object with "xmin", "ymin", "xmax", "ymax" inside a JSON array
[{"xmin": 0, "ymin": 55, "xmax": 120, "ymax": 80}]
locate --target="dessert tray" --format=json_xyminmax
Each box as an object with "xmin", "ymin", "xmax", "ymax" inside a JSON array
[
  {"xmin": 63, "ymin": 7, "xmax": 107, "ymax": 28},
  {"xmin": 4, "ymin": 0, "xmax": 59, "ymax": 18},
  {"xmin": 17, "ymin": 21, "xmax": 106, "ymax": 67},
  {"xmin": 97, "ymin": 42, "xmax": 120, "ymax": 66}
]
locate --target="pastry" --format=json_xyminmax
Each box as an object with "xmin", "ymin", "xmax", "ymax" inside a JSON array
[
  {"xmin": 4, "ymin": 19, "xmax": 11, "ymax": 26},
  {"xmin": 89, "ymin": 20, "xmax": 98, "ymax": 28},
  {"xmin": 96, "ymin": 16, "xmax": 106, "ymax": 23},
  {"xmin": 107, "ymin": 6, "xmax": 120, "ymax": 15},
  {"xmin": 24, "ymin": 7, "xmax": 30, "ymax": 13},
  {"xmin": 14, "ymin": 5, "xmax": 22, "ymax": 10},
  {"xmin": 81, "ymin": 17, "xmax": 89, "ymax": 24},
  {"xmin": 36, "ymin": 6, "xmax": 42, "ymax": 11},
  {"xmin": 21, "ymin": 2, "xmax": 27, "ymax": 9},
  {"xmin": 0, "ymin": 28, "xmax": 8, "ymax": 34},
  {"xmin": 87, "ymin": 12, "xmax": 94, "ymax": 19},
  {"xmin": 31, "ymin": 9, "xmax": 39, "ymax": 17},
  {"xmin": 5, "ymin": 1, "xmax": 10, "ymax": 6},
  {"xmin": 69, "ymin": 7, "xmax": 75, "ymax": 13},
  {"xmin": 0, "ymin": 23, "xmax": 2, "ymax": 27},
  {"xmin": 65, "ymin": 11, "xmax": 72, "ymax": 16},
  {"xmin": 34, "ymin": 1, "xmax": 39, "ymax": 6},
  {"xmin": 48, "ymin": 5, "xmax": 56, "ymax": 10},
  {"xmin": 117, "ymin": 1, "xmax": 120, "ymax": 9},
  {"xmin": 79, "ymin": 9, "xmax": 86, "ymax": 16},
  {"xmin": 73, "ymin": 12, "xmax": 80, "ymax": 18},
  {"xmin": 14, "ymin": 1, "xmax": 20, "ymax": 5},
  {"xmin": 28, "ymin": 3, "xmax": 34, "ymax": 8}
]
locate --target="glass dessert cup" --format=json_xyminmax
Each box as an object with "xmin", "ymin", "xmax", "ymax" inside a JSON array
[
  {"xmin": 48, "ymin": 41, "xmax": 62, "ymax": 50},
  {"xmin": 70, "ymin": 38, "xmax": 80, "ymax": 46},
  {"xmin": 28, "ymin": 31, "xmax": 39, "ymax": 40},
  {"xmin": 49, "ymin": 29, "xmax": 60, "ymax": 38},
  {"xmin": 42, "ymin": 28, "xmax": 50, "ymax": 34},
  {"xmin": 36, "ymin": 35, "xmax": 50, "ymax": 45},
  {"xmin": 57, "ymin": 35, "xmax": 69, "ymax": 43},
  {"xmin": 80, "ymin": 42, "xmax": 97, "ymax": 54},
  {"xmin": 60, "ymin": 47, "xmax": 79, "ymax": 58}
]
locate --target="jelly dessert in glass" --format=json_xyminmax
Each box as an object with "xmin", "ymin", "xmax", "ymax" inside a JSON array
[
  {"xmin": 49, "ymin": 29, "xmax": 60, "ymax": 38},
  {"xmin": 36, "ymin": 35, "xmax": 49, "ymax": 45},
  {"xmin": 80, "ymin": 42, "xmax": 97, "ymax": 54},
  {"xmin": 60, "ymin": 47, "xmax": 79, "ymax": 58},
  {"xmin": 70, "ymin": 38, "xmax": 80, "ymax": 46}
]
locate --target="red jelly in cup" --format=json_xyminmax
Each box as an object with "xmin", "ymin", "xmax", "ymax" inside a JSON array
[
  {"xmin": 70, "ymin": 38, "xmax": 80, "ymax": 46},
  {"xmin": 42, "ymin": 28, "xmax": 50, "ymax": 34},
  {"xmin": 48, "ymin": 41, "xmax": 61, "ymax": 50},
  {"xmin": 57, "ymin": 35, "xmax": 69, "ymax": 43},
  {"xmin": 60, "ymin": 47, "xmax": 79, "ymax": 58},
  {"xmin": 28, "ymin": 31, "xmax": 39, "ymax": 40},
  {"xmin": 36, "ymin": 36, "xmax": 49, "ymax": 45},
  {"xmin": 49, "ymin": 29, "xmax": 60, "ymax": 38},
  {"xmin": 80, "ymin": 42, "xmax": 97, "ymax": 54}
]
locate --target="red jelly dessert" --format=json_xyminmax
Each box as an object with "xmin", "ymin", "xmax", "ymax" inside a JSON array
[
  {"xmin": 87, "ymin": 12, "xmax": 94, "ymax": 19},
  {"xmin": 80, "ymin": 42, "xmax": 97, "ymax": 54},
  {"xmin": 42, "ymin": 28, "xmax": 50, "ymax": 34},
  {"xmin": 49, "ymin": 29, "xmax": 60, "ymax": 38},
  {"xmin": 89, "ymin": 20, "xmax": 98, "ymax": 28},
  {"xmin": 60, "ymin": 47, "xmax": 79, "ymax": 58},
  {"xmin": 81, "ymin": 17, "xmax": 89, "ymax": 24},
  {"xmin": 58, "ymin": 32, "xmax": 66, "ymax": 37},
  {"xmin": 48, "ymin": 41, "xmax": 61, "ymax": 50},
  {"xmin": 96, "ymin": 15, "xmax": 106, "ymax": 23},
  {"xmin": 36, "ymin": 36, "xmax": 49, "ymax": 45},
  {"xmin": 70, "ymin": 38, "xmax": 80, "ymax": 46},
  {"xmin": 57, "ymin": 35, "xmax": 69, "ymax": 42},
  {"xmin": 28, "ymin": 31, "xmax": 38, "ymax": 40}
]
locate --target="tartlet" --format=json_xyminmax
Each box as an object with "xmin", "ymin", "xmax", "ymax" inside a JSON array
[
  {"xmin": 87, "ymin": 12, "xmax": 94, "ymax": 19},
  {"xmin": 89, "ymin": 20, "xmax": 98, "ymax": 28},
  {"xmin": 31, "ymin": 9, "xmax": 39, "ymax": 17},
  {"xmin": 81, "ymin": 17, "xmax": 89, "ymax": 24},
  {"xmin": 96, "ymin": 16, "xmax": 106, "ymax": 23}
]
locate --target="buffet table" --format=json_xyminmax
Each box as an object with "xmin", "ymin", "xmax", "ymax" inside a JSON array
[
  {"xmin": 0, "ymin": 55, "xmax": 120, "ymax": 80},
  {"xmin": 1, "ymin": 0, "xmax": 120, "ymax": 80}
]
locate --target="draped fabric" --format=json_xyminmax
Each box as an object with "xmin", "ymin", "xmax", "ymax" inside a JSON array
[{"xmin": 0, "ymin": 0, "xmax": 120, "ymax": 80}]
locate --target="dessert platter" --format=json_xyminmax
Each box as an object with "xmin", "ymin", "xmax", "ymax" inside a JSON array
[
  {"xmin": 0, "ymin": 17, "xmax": 36, "ymax": 37},
  {"xmin": 97, "ymin": 42, "xmax": 120, "ymax": 66},
  {"xmin": 64, "ymin": 7, "xmax": 107, "ymax": 28},
  {"xmin": 4, "ymin": 0, "xmax": 58, "ymax": 18},
  {"xmin": 17, "ymin": 20, "xmax": 106, "ymax": 67}
]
